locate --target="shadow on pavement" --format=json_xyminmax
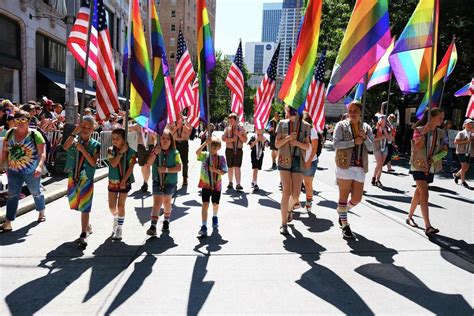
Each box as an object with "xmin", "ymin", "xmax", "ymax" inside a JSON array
[
  {"xmin": 350, "ymin": 233, "xmax": 472, "ymax": 315},
  {"xmin": 134, "ymin": 206, "xmax": 152, "ymax": 226},
  {"xmin": 187, "ymin": 229, "xmax": 228, "ymax": 315},
  {"xmin": 224, "ymin": 190, "xmax": 249, "ymax": 208},
  {"xmin": 364, "ymin": 194, "xmax": 444, "ymax": 209},
  {"xmin": 427, "ymin": 186, "xmax": 459, "ymax": 195},
  {"xmin": 0, "ymin": 221, "xmax": 39, "ymax": 245},
  {"xmin": 377, "ymin": 185, "xmax": 408, "ymax": 194},
  {"xmin": 284, "ymin": 225, "xmax": 375, "ymax": 315},
  {"xmin": 365, "ymin": 199, "xmax": 421, "ymax": 218},
  {"xmin": 438, "ymin": 193, "xmax": 474, "ymax": 204},
  {"xmin": 428, "ymin": 234, "xmax": 474, "ymax": 273},
  {"xmin": 294, "ymin": 212, "xmax": 333, "ymax": 234}
]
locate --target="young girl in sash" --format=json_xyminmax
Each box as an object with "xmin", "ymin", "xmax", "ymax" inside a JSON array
[
  {"xmin": 107, "ymin": 128, "xmax": 137, "ymax": 240},
  {"xmin": 333, "ymin": 101, "xmax": 374, "ymax": 239},
  {"xmin": 146, "ymin": 129, "xmax": 182, "ymax": 236},
  {"xmin": 63, "ymin": 116, "xmax": 100, "ymax": 248},
  {"xmin": 407, "ymin": 108, "xmax": 447, "ymax": 236},
  {"xmin": 248, "ymin": 128, "xmax": 269, "ymax": 192},
  {"xmin": 275, "ymin": 106, "xmax": 310, "ymax": 235}
]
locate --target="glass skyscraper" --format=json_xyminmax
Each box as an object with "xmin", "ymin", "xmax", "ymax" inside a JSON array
[{"xmin": 261, "ymin": 3, "xmax": 282, "ymax": 43}]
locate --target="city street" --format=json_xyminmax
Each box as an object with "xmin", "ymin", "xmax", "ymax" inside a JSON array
[{"xmin": 1, "ymin": 133, "xmax": 473, "ymax": 315}]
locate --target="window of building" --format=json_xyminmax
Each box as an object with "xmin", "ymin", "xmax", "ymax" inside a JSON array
[
  {"xmin": 36, "ymin": 33, "xmax": 66, "ymax": 73},
  {"xmin": 171, "ymin": 24, "xmax": 176, "ymax": 32},
  {"xmin": 170, "ymin": 52, "xmax": 175, "ymax": 59},
  {"xmin": 170, "ymin": 38, "xmax": 176, "ymax": 46},
  {"xmin": 170, "ymin": 0, "xmax": 176, "ymax": 5},
  {"xmin": 105, "ymin": 8, "xmax": 115, "ymax": 49},
  {"xmin": 171, "ymin": 10, "xmax": 176, "ymax": 18},
  {"xmin": 0, "ymin": 16, "xmax": 21, "ymax": 60}
]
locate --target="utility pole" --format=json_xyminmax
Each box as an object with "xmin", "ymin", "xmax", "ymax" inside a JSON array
[{"xmin": 64, "ymin": 0, "xmax": 77, "ymax": 128}]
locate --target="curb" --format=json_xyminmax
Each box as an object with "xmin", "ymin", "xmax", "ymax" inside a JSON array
[{"xmin": 0, "ymin": 170, "xmax": 109, "ymax": 223}]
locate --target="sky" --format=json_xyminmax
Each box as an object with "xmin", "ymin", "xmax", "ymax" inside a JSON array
[{"xmin": 215, "ymin": 0, "xmax": 283, "ymax": 55}]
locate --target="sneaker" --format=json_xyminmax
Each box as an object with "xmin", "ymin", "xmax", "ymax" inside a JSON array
[
  {"xmin": 253, "ymin": 184, "xmax": 260, "ymax": 192},
  {"xmin": 305, "ymin": 201, "xmax": 312, "ymax": 213},
  {"xmin": 342, "ymin": 225, "xmax": 356, "ymax": 239},
  {"xmin": 236, "ymin": 184, "xmax": 243, "ymax": 191},
  {"xmin": 141, "ymin": 182, "xmax": 149, "ymax": 193},
  {"xmin": 112, "ymin": 227, "xmax": 122, "ymax": 240},
  {"xmin": 280, "ymin": 225, "xmax": 289, "ymax": 235},
  {"xmin": 453, "ymin": 173, "xmax": 460, "ymax": 184},
  {"xmin": 212, "ymin": 216, "xmax": 219, "ymax": 228},
  {"xmin": 162, "ymin": 220, "xmax": 170, "ymax": 232},
  {"xmin": 251, "ymin": 182, "xmax": 255, "ymax": 188},
  {"xmin": 461, "ymin": 182, "xmax": 471, "ymax": 189},
  {"xmin": 75, "ymin": 232, "xmax": 88, "ymax": 247},
  {"xmin": 338, "ymin": 217, "xmax": 342, "ymax": 228},
  {"xmin": 146, "ymin": 225, "xmax": 157, "ymax": 237},
  {"xmin": 227, "ymin": 182, "xmax": 233, "ymax": 189},
  {"xmin": 112, "ymin": 218, "xmax": 118, "ymax": 234},
  {"xmin": 198, "ymin": 225, "xmax": 208, "ymax": 238}
]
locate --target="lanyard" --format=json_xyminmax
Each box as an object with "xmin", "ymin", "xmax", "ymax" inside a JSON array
[{"xmin": 74, "ymin": 139, "xmax": 86, "ymax": 182}]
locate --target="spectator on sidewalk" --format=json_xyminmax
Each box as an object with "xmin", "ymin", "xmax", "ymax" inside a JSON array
[
  {"xmin": 63, "ymin": 116, "xmax": 101, "ymax": 248},
  {"xmin": 453, "ymin": 119, "xmax": 473, "ymax": 189},
  {"xmin": 39, "ymin": 97, "xmax": 55, "ymax": 120},
  {"xmin": 0, "ymin": 110, "xmax": 47, "ymax": 232},
  {"xmin": 443, "ymin": 120, "xmax": 458, "ymax": 172}
]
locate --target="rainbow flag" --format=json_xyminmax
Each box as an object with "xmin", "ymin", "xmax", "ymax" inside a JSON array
[
  {"xmin": 278, "ymin": 0, "xmax": 323, "ymax": 110},
  {"xmin": 389, "ymin": 0, "xmax": 438, "ymax": 94},
  {"xmin": 326, "ymin": 0, "xmax": 391, "ymax": 103},
  {"xmin": 367, "ymin": 37, "xmax": 395, "ymax": 89},
  {"xmin": 344, "ymin": 81, "xmax": 365, "ymax": 106},
  {"xmin": 454, "ymin": 82, "xmax": 472, "ymax": 97},
  {"xmin": 128, "ymin": 0, "xmax": 153, "ymax": 127},
  {"xmin": 148, "ymin": 0, "xmax": 173, "ymax": 134},
  {"xmin": 416, "ymin": 40, "xmax": 457, "ymax": 118},
  {"xmin": 197, "ymin": 0, "xmax": 216, "ymax": 122}
]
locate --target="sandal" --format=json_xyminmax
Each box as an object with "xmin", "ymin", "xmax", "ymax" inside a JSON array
[
  {"xmin": 425, "ymin": 226, "xmax": 439, "ymax": 236},
  {"xmin": 37, "ymin": 215, "xmax": 46, "ymax": 222},
  {"xmin": 405, "ymin": 217, "xmax": 418, "ymax": 228},
  {"xmin": 1, "ymin": 224, "xmax": 12, "ymax": 232}
]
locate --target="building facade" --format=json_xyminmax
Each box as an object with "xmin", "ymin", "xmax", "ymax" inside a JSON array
[
  {"xmin": 276, "ymin": 0, "xmax": 303, "ymax": 77},
  {"xmin": 261, "ymin": 2, "xmax": 281, "ymax": 43},
  {"xmin": 156, "ymin": 0, "xmax": 216, "ymax": 76},
  {"xmin": 244, "ymin": 42, "xmax": 277, "ymax": 75},
  {"xmin": 0, "ymin": 0, "xmax": 130, "ymax": 104}
]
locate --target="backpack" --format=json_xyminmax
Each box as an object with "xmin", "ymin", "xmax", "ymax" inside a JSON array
[{"xmin": 316, "ymin": 132, "xmax": 323, "ymax": 157}]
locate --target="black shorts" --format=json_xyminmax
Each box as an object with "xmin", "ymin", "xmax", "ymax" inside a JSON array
[
  {"xmin": 458, "ymin": 154, "xmax": 471, "ymax": 164},
  {"xmin": 269, "ymin": 134, "xmax": 277, "ymax": 150},
  {"xmin": 202, "ymin": 188, "xmax": 221, "ymax": 204},
  {"xmin": 225, "ymin": 148, "xmax": 243, "ymax": 168},
  {"xmin": 411, "ymin": 171, "xmax": 434, "ymax": 184},
  {"xmin": 251, "ymin": 152, "xmax": 264, "ymax": 170},
  {"xmin": 137, "ymin": 144, "xmax": 153, "ymax": 166}
]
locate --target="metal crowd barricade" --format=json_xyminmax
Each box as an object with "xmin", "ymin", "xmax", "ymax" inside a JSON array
[{"xmin": 99, "ymin": 131, "xmax": 112, "ymax": 167}]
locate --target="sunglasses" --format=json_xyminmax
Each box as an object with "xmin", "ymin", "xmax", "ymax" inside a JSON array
[{"xmin": 14, "ymin": 118, "xmax": 28, "ymax": 123}]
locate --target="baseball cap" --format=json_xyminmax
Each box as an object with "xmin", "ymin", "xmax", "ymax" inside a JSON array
[{"xmin": 464, "ymin": 118, "xmax": 473, "ymax": 125}]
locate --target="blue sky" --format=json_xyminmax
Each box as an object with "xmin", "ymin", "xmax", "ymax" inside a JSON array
[{"xmin": 215, "ymin": 0, "xmax": 282, "ymax": 55}]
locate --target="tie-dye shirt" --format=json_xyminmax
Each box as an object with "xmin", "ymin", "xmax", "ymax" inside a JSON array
[
  {"xmin": 197, "ymin": 152, "xmax": 228, "ymax": 191},
  {"xmin": 6, "ymin": 129, "xmax": 46, "ymax": 174}
]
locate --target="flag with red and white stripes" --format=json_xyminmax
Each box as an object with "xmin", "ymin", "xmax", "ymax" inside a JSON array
[
  {"xmin": 254, "ymin": 43, "xmax": 280, "ymax": 130},
  {"xmin": 175, "ymin": 28, "xmax": 196, "ymax": 111},
  {"xmin": 226, "ymin": 41, "xmax": 245, "ymax": 122},
  {"xmin": 187, "ymin": 78, "xmax": 200, "ymax": 128},
  {"xmin": 66, "ymin": 0, "xmax": 120, "ymax": 120},
  {"xmin": 466, "ymin": 78, "xmax": 474, "ymax": 119},
  {"xmin": 305, "ymin": 50, "xmax": 327, "ymax": 132}
]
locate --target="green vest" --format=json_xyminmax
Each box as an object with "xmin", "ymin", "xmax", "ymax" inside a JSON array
[{"xmin": 65, "ymin": 138, "xmax": 100, "ymax": 179}]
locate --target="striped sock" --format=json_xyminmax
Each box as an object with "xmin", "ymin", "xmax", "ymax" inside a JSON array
[
  {"xmin": 348, "ymin": 200, "xmax": 358, "ymax": 210},
  {"xmin": 337, "ymin": 202, "xmax": 348, "ymax": 227},
  {"xmin": 117, "ymin": 216, "xmax": 124, "ymax": 226},
  {"xmin": 151, "ymin": 216, "xmax": 159, "ymax": 227}
]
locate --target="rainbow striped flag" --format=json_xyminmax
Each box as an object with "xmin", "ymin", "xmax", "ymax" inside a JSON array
[
  {"xmin": 416, "ymin": 40, "xmax": 457, "ymax": 118},
  {"xmin": 367, "ymin": 37, "xmax": 395, "ymax": 89},
  {"xmin": 197, "ymin": 0, "xmax": 216, "ymax": 122},
  {"xmin": 148, "ymin": 0, "xmax": 173, "ymax": 134},
  {"xmin": 128, "ymin": 0, "xmax": 153, "ymax": 127},
  {"xmin": 389, "ymin": 0, "xmax": 438, "ymax": 94},
  {"xmin": 344, "ymin": 81, "xmax": 365, "ymax": 106},
  {"xmin": 278, "ymin": 0, "xmax": 323, "ymax": 110},
  {"xmin": 326, "ymin": 0, "xmax": 391, "ymax": 103},
  {"xmin": 454, "ymin": 82, "xmax": 472, "ymax": 97}
]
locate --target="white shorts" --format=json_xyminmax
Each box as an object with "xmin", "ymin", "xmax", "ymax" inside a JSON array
[{"xmin": 336, "ymin": 166, "xmax": 366, "ymax": 183}]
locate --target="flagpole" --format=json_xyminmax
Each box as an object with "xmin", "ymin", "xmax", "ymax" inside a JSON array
[
  {"xmin": 439, "ymin": 35, "xmax": 456, "ymax": 110},
  {"xmin": 385, "ymin": 73, "xmax": 393, "ymax": 114},
  {"xmin": 358, "ymin": 73, "xmax": 369, "ymax": 160},
  {"xmin": 123, "ymin": 60, "xmax": 131, "ymax": 173},
  {"xmin": 75, "ymin": 0, "xmax": 94, "ymax": 180},
  {"xmin": 427, "ymin": 0, "xmax": 438, "ymax": 124}
]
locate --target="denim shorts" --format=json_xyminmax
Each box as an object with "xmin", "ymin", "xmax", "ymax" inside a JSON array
[
  {"xmin": 302, "ymin": 160, "xmax": 318, "ymax": 177},
  {"xmin": 279, "ymin": 157, "xmax": 302, "ymax": 173},
  {"xmin": 152, "ymin": 181, "xmax": 177, "ymax": 196}
]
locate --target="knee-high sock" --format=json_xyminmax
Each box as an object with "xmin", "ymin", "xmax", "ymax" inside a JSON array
[{"xmin": 337, "ymin": 202, "xmax": 348, "ymax": 227}]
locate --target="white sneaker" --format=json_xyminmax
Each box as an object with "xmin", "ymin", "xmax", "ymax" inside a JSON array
[
  {"xmin": 112, "ymin": 218, "xmax": 118, "ymax": 234},
  {"xmin": 112, "ymin": 226, "xmax": 122, "ymax": 240}
]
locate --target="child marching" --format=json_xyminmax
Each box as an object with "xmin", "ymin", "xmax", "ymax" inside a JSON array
[
  {"xmin": 196, "ymin": 136, "xmax": 228, "ymax": 238},
  {"xmin": 107, "ymin": 128, "xmax": 137, "ymax": 240},
  {"xmin": 63, "ymin": 116, "xmax": 100, "ymax": 247},
  {"xmin": 146, "ymin": 129, "xmax": 182, "ymax": 236},
  {"xmin": 248, "ymin": 129, "xmax": 269, "ymax": 192}
]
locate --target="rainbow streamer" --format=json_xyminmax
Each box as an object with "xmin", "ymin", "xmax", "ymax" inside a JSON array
[
  {"xmin": 128, "ymin": 0, "xmax": 153, "ymax": 127},
  {"xmin": 326, "ymin": 0, "xmax": 391, "ymax": 103},
  {"xmin": 149, "ymin": 0, "xmax": 171, "ymax": 134},
  {"xmin": 454, "ymin": 82, "xmax": 472, "ymax": 97},
  {"xmin": 416, "ymin": 40, "xmax": 457, "ymax": 118},
  {"xmin": 389, "ymin": 0, "xmax": 438, "ymax": 94},
  {"xmin": 367, "ymin": 37, "xmax": 395, "ymax": 89},
  {"xmin": 197, "ymin": 0, "xmax": 216, "ymax": 122},
  {"xmin": 279, "ymin": 0, "xmax": 323, "ymax": 110}
]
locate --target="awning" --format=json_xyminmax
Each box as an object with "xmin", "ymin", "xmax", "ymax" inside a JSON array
[{"xmin": 37, "ymin": 68, "xmax": 126, "ymax": 101}]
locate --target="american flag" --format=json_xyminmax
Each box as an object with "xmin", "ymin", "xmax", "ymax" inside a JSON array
[
  {"xmin": 305, "ymin": 50, "xmax": 327, "ymax": 132},
  {"xmin": 187, "ymin": 78, "xmax": 200, "ymax": 128},
  {"xmin": 175, "ymin": 28, "xmax": 196, "ymax": 111},
  {"xmin": 226, "ymin": 41, "xmax": 245, "ymax": 122},
  {"xmin": 466, "ymin": 78, "xmax": 474, "ymax": 119},
  {"xmin": 67, "ymin": 0, "xmax": 120, "ymax": 120},
  {"xmin": 254, "ymin": 43, "xmax": 280, "ymax": 130}
]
